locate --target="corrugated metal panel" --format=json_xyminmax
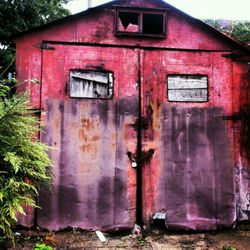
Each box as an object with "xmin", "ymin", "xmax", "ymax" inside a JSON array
[
  {"xmin": 38, "ymin": 45, "xmax": 139, "ymax": 230},
  {"xmin": 141, "ymin": 50, "xmax": 235, "ymax": 230}
]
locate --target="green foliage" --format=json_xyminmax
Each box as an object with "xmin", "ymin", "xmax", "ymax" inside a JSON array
[
  {"xmin": 222, "ymin": 245, "xmax": 237, "ymax": 250},
  {"xmin": 0, "ymin": 0, "xmax": 70, "ymax": 78},
  {"xmin": 34, "ymin": 243, "xmax": 53, "ymax": 250},
  {"xmin": 0, "ymin": 87, "xmax": 52, "ymax": 241},
  {"xmin": 231, "ymin": 21, "xmax": 250, "ymax": 43},
  {"xmin": 0, "ymin": 77, "xmax": 18, "ymax": 98},
  {"xmin": 204, "ymin": 19, "xmax": 250, "ymax": 43},
  {"xmin": 0, "ymin": 46, "xmax": 16, "ymax": 79},
  {"xmin": 0, "ymin": 1, "xmax": 56, "ymax": 237},
  {"xmin": 0, "ymin": 82, "xmax": 10, "ymax": 97},
  {"xmin": 0, "ymin": 0, "xmax": 70, "ymax": 45}
]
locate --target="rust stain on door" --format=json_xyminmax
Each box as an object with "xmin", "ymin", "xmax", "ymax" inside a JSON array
[{"xmin": 38, "ymin": 46, "xmax": 139, "ymax": 230}]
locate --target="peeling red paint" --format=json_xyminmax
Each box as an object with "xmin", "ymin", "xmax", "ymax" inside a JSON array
[{"xmin": 14, "ymin": 0, "xmax": 250, "ymax": 231}]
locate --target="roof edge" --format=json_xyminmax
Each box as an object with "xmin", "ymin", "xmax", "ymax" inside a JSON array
[
  {"xmin": 12, "ymin": 0, "xmax": 120, "ymax": 40},
  {"xmin": 12, "ymin": 0, "xmax": 250, "ymax": 52}
]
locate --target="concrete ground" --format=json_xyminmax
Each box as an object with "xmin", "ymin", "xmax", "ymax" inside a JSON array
[{"xmin": 7, "ymin": 223, "xmax": 250, "ymax": 250}]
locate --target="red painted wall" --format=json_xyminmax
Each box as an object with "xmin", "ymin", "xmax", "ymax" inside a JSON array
[{"xmin": 15, "ymin": 0, "xmax": 240, "ymax": 109}]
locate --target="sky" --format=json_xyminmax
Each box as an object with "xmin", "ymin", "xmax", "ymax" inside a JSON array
[{"xmin": 66, "ymin": 0, "xmax": 250, "ymax": 20}]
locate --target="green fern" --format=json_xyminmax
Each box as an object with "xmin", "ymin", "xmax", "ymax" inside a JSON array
[{"xmin": 0, "ymin": 87, "xmax": 52, "ymax": 241}]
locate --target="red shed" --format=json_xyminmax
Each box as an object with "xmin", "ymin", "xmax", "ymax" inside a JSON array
[{"xmin": 14, "ymin": 0, "xmax": 250, "ymax": 231}]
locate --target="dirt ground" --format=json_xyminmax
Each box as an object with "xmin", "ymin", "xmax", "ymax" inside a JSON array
[{"xmin": 5, "ymin": 223, "xmax": 250, "ymax": 250}]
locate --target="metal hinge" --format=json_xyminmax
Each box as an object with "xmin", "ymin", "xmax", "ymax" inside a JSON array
[{"xmin": 40, "ymin": 43, "xmax": 55, "ymax": 50}]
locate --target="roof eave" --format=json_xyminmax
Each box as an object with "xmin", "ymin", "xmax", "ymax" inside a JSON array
[
  {"xmin": 12, "ymin": 0, "xmax": 250, "ymax": 53},
  {"xmin": 12, "ymin": 0, "xmax": 121, "ymax": 41}
]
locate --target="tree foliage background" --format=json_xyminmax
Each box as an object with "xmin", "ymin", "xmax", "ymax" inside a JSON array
[
  {"xmin": 204, "ymin": 19, "xmax": 250, "ymax": 44},
  {"xmin": 0, "ymin": 0, "xmax": 70, "ymax": 76},
  {"xmin": 0, "ymin": 0, "xmax": 70, "ymax": 244},
  {"xmin": 0, "ymin": 0, "xmax": 70, "ymax": 44}
]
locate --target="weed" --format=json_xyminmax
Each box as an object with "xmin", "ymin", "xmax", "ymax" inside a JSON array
[
  {"xmin": 137, "ymin": 237, "xmax": 147, "ymax": 246},
  {"xmin": 222, "ymin": 245, "xmax": 237, "ymax": 250},
  {"xmin": 34, "ymin": 243, "xmax": 53, "ymax": 250}
]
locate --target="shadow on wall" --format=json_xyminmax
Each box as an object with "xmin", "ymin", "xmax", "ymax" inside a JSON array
[
  {"xmin": 239, "ymin": 105, "xmax": 250, "ymax": 165},
  {"xmin": 240, "ymin": 67, "xmax": 250, "ymax": 167}
]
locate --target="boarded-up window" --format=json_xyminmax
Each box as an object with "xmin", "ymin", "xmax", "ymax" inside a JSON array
[
  {"xmin": 116, "ymin": 7, "xmax": 166, "ymax": 38},
  {"xmin": 167, "ymin": 75, "xmax": 208, "ymax": 102},
  {"xmin": 69, "ymin": 70, "xmax": 113, "ymax": 99}
]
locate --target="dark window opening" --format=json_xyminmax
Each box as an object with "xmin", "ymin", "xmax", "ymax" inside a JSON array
[
  {"xmin": 118, "ymin": 12, "xmax": 139, "ymax": 32},
  {"xmin": 115, "ymin": 8, "xmax": 166, "ymax": 38},
  {"xmin": 143, "ymin": 13, "xmax": 164, "ymax": 35},
  {"xmin": 69, "ymin": 70, "xmax": 113, "ymax": 99}
]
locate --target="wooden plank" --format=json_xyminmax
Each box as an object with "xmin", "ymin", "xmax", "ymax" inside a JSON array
[
  {"xmin": 167, "ymin": 75, "xmax": 208, "ymax": 102},
  {"xmin": 70, "ymin": 70, "xmax": 109, "ymax": 84},
  {"xmin": 168, "ymin": 75, "xmax": 207, "ymax": 89},
  {"xmin": 168, "ymin": 89, "xmax": 208, "ymax": 102},
  {"xmin": 70, "ymin": 79, "xmax": 108, "ymax": 98}
]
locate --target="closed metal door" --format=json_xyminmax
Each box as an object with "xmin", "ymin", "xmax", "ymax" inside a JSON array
[
  {"xmin": 38, "ymin": 46, "xmax": 235, "ymax": 231},
  {"xmin": 141, "ymin": 50, "xmax": 235, "ymax": 230},
  {"xmin": 38, "ymin": 44, "xmax": 139, "ymax": 230}
]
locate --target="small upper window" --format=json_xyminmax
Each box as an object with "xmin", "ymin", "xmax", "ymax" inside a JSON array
[
  {"xmin": 115, "ymin": 7, "xmax": 166, "ymax": 38},
  {"xmin": 69, "ymin": 70, "xmax": 113, "ymax": 99}
]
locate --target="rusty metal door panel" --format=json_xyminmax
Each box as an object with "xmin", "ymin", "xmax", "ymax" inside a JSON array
[
  {"xmin": 141, "ymin": 50, "xmax": 235, "ymax": 230},
  {"xmin": 38, "ymin": 45, "xmax": 138, "ymax": 230},
  {"xmin": 37, "ymin": 46, "xmax": 236, "ymax": 231},
  {"xmin": 232, "ymin": 63, "xmax": 250, "ymax": 221},
  {"xmin": 158, "ymin": 107, "xmax": 235, "ymax": 230}
]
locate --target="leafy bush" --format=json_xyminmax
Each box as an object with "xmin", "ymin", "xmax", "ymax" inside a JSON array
[
  {"xmin": 34, "ymin": 243, "xmax": 53, "ymax": 250},
  {"xmin": 0, "ymin": 82, "xmax": 9, "ymax": 97},
  {"xmin": 0, "ymin": 82, "xmax": 52, "ymax": 241}
]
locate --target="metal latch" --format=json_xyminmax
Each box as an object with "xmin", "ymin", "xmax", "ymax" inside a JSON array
[
  {"xmin": 131, "ymin": 161, "xmax": 137, "ymax": 168},
  {"xmin": 127, "ymin": 151, "xmax": 137, "ymax": 168}
]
